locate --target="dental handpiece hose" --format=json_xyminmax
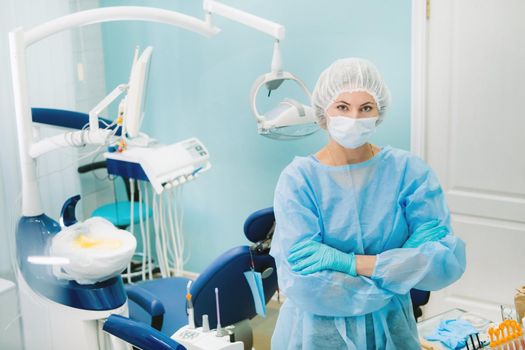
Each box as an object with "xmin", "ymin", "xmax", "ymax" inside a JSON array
[
  {"xmin": 186, "ymin": 281, "xmax": 195, "ymax": 329},
  {"xmin": 215, "ymin": 287, "xmax": 224, "ymax": 337}
]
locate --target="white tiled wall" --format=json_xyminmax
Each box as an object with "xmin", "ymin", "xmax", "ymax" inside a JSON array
[{"xmin": 0, "ymin": 279, "xmax": 23, "ymax": 349}]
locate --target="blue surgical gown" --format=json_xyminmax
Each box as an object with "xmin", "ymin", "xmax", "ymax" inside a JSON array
[{"xmin": 270, "ymin": 145, "xmax": 466, "ymax": 350}]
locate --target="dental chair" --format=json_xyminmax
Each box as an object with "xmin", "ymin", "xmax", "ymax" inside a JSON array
[{"xmin": 124, "ymin": 207, "xmax": 278, "ymax": 350}]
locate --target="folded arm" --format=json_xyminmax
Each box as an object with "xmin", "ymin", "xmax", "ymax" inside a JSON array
[
  {"xmin": 370, "ymin": 164, "xmax": 466, "ymax": 294},
  {"xmin": 371, "ymin": 236, "xmax": 465, "ymax": 294}
]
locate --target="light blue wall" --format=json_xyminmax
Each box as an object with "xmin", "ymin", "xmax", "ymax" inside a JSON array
[{"xmin": 100, "ymin": 0, "xmax": 411, "ymax": 272}]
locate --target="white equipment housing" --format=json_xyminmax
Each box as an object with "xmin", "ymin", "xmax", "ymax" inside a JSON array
[
  {"xmin": 124, "ymin": 46, "xmax": 152, "ymax": 138},
  {"xmin": 172, "ymin": 325, "xmax": 243, "ymax": 350},
  {"xmin": 18, "ymin": 275, "xmax": 130, "ymax": 350},
  {"xmin": 104, "ymin": 138, "xmax": 211, "ymax": 194}
]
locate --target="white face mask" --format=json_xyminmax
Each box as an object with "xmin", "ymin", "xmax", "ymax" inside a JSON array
[{"xmin": 327, "ymin": 116, "xmax": 379, "ymax": 149}]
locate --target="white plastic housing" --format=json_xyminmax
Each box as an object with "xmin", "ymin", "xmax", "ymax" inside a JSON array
[
  {"xmin": 104, "ymin": 138, "xmax": 211, "ymax": 194},
  {"xmin": 125, "ymin": 47, "xmax": 153, "ymax": 138},
  {"xmin": 203, "ymin": 0, "xmax": 284, "ymax": 40},
  {"xmin": 172, "ymin": 325, "xmax": 243, "ymax": 350}
]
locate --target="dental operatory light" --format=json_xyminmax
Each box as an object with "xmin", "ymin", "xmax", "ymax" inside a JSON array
[
  {"xmin": 250, "ymin": 72, "xmax": 319, "ymax": 140},
  {"xmin": 250, "ymin": 41, "xmax": 319, "ymax": 140},
  {"xmin": 203, "ymin": 0, "xmax": 319, "ymax": 139}
]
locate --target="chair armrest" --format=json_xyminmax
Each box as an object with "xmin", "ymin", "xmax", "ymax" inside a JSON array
[
  {"xmin": 126, "ymin": 285, "xmax": 165, "ymax": 330},
  {"xmin": 103, "ymin": 314, "xmax": 186, "ymax": 350}
]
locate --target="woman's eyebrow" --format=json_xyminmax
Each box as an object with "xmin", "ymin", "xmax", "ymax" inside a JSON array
[{"xmin": 335, "ymin": 100, "xmax": 375, "ymax": 107}]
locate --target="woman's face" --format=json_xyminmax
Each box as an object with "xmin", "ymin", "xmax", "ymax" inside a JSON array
[{"xmin": 325, "ymin": 91, "xmax": 378, "ymax": 119}]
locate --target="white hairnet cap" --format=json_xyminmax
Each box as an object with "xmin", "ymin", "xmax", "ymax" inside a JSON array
[{"xmin": 312, "ymin": 58, "xmax": 391, "ymax": 128}]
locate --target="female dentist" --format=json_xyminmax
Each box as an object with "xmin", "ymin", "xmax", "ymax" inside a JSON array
[{"xmin": 270, "ymin": 58, "xmax": 466, "ymax": 349}]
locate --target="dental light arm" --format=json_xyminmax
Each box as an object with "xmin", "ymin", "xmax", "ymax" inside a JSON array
[
  {"xmin": 271, "ymin": 41, "xmax": 283, "ymax": 75},
  {"xmin": 203, "ymin": 0, "xmax": 285, "ymax": 77},
  {"xmin": 24, "ymin": 6, "xmax": 221, "ymax": 46},
  {"xmin": 203, "ymin": 0, "xmax": 284, "ymax": 41}
]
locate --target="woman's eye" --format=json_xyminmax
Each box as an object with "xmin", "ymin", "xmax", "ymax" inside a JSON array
[
  {"xmin": 361, "ymin": 106, "xmax": 373, "ymax": 112},
  {"xmin": 336, "ymin": 105, "xmax": 349, "ymax": 111}
]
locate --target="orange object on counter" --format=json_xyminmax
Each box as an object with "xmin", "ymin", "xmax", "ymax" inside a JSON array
[{"xmin": 488, "ymin": 319, "xmax": 523, "ymax": 347}]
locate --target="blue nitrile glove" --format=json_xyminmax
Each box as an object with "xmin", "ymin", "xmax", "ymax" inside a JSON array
[
  {"xmin": 425, "ymin": 319, "xmax": 478, "ymax": 349},
  {"xmin": 287, "ymin": 240, "xmax": 356, "ymax": 276},
  {"xmin": 402, "ymin": 220, "xmax": 449, "ymax": 248}
]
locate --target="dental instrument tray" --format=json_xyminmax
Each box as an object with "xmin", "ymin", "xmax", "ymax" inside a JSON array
[{"xmin": 105, "ymin": 137, "xmax": 211, "ymax": 194}]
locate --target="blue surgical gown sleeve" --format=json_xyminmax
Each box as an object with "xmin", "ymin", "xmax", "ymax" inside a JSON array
[
  {"xmin": 270, "ymin": 165, "xmax": 394, "ymax": 317},
  {"xmin": 371, "ymin": 158, "xmax": 466, "ymax": 295}
]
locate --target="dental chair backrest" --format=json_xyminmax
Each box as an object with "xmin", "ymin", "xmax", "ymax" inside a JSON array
[{"xmin": 191, "ymin": 207, "xmax": 277, "ymax": 329}]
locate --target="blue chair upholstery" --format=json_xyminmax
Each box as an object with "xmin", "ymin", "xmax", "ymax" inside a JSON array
[
  {"xmin": 243, "ymin": 207, "xmax": 275, "ymax": 243},
  {"xmin": 192, "ymin": 246, "xmax": 277, "ymax": 329},
  {"xmin": 125, "ymin": 285, "xmax": 166, "ymax": 331},
  {"xmin": 128, "ymin": 277, "xmax": 191, "ymax": 334},
  {"xmin": 103, "ymin": 314, "xmax": 186, "ymax": 350},
  {"xmin": 127, "ymin": 207, "xmax": 278, "ymax": 337}
]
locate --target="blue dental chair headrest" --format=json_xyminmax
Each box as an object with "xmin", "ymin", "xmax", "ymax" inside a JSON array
[{"xmin": 243, "ymin": 207, "xmax": 275, "ymax": 243}]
